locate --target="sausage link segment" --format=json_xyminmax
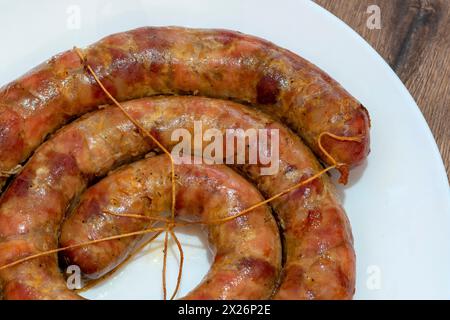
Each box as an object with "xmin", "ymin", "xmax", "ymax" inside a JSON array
[
  {"xmin": 0, "ymin": 26, "xmax": 370, "ymax": 190},
  {"xmin": 0, "ymin": 96, "xmax": 355, "ymax": 299}
]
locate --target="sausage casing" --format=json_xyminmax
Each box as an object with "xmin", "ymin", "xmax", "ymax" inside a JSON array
[{"xmin": 0, "ymin": 27, "xmax": 370, "ymax": 190}]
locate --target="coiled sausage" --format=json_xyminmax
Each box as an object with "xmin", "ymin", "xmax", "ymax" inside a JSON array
[
  {"xmin": 60, "ymin": 155, "xmax": 281, "ymax": 299},
  {"xmin": 0, "ymin": 96, "xmax": 354, "ymax": 299},
  {"xmin": 0, "ymin": 27, "xmax": 370, "ymax": 191}
]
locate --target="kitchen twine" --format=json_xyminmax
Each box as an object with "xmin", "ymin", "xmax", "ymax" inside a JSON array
[{"xmin": 0, "ymin": 47, "xmax": 362, "ymax": 300}]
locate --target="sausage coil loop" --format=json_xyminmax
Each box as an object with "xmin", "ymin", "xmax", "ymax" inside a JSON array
[{"xmin": 0, "ymin": 27, "xmax": 370, "ymax": 300}]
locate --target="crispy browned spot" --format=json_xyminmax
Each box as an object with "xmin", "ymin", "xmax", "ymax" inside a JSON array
[
  {"xmin": 79, "ymin": 197, "xmax": 102, "ymax": 222},
  {"xmin": 2, "ymin": 169, "xmax": 34, "ymax": 199},
  {"xmin": 132, "ymin": 27, "xmax": 172, "ymax": 49},
  {"xmin": 237, "ymin": 257, "xmax": 275, "ymax": 280},
  {"xmin": 47, "ymin": 152, "xmax": 79, "ymax": 179},
  {"xmin": 215, "ymin": 30, "xmax": 239, "ymax": 46},
  {"xmin": 0, "ymin": 109, "xmax": 24, "ymax": 162},
  {"xmin": 256, "ymin": 73, "xmax": 280, "ymax": 105}
]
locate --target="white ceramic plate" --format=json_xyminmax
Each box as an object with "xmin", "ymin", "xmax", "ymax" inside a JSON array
[{"xmin": 1, "ymin": 0, "xmax": 449, "ymax": 300}]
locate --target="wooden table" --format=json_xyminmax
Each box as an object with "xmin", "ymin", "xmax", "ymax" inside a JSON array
[{"xmin": 315, "ymin": 0, "xmax": 450, "ymax": 179}]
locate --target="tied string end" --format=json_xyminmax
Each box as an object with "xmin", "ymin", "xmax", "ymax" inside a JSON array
[{"xmin": 318, "ymin": 132, "xmax": 362, "ymax": 184}]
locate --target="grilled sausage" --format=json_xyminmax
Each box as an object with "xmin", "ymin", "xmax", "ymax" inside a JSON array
[
  {"xmin": 0, "ymin": 26, "xmax": 370, "ymax": 191},
  {"xmin": 0, "ymin": 96, "xmax": 354, "ymax": 299},
  {"xmin": 48, "ymin": 96, "xmax": 353, "ymax": 299},
  {"xmin": 60, "ymin": 155, "xmax": 281, "ymax": 299}
]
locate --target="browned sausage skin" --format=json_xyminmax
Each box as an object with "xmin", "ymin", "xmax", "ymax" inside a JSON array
[
  {"xmin": 60, "ymin": 155, "xmax": 281, "ymax": 299},
  {"xmin": 0, "ymin": 96, "xmax": 354, "ymax": 299},
  {"xmin": 0, "ymin": 26, "xmax": 370, "ymax": 191}
]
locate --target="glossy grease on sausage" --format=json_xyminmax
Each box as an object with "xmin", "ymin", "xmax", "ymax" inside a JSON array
[{"xmin": 0, "ymin": 27, "xmax": 370, "ymax": 190}]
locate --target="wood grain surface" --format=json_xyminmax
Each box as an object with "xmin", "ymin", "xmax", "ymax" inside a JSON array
[{"xmin": 314, "ymin": 0, "xmax": 450, "ymax": 180}]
